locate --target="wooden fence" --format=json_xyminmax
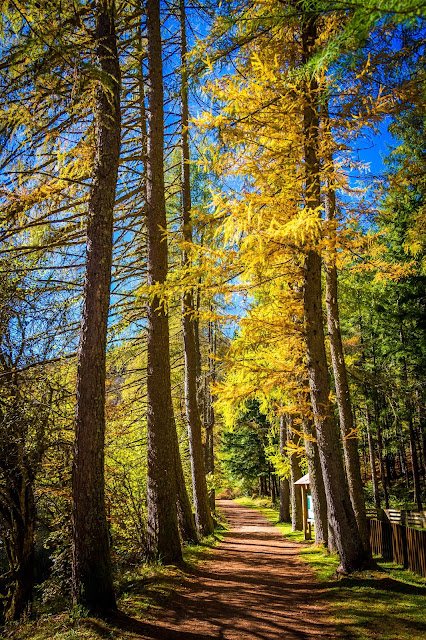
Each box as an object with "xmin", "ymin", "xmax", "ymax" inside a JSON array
[
  {"xmin": 369, "ymin": 518, "xmax": 426, "ymax": 577},
  {"xmin": 366, "ymin": 508, "xmax": 426, "ymax": 528}
]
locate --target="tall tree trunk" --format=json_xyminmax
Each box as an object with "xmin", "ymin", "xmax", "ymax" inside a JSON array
[
  {"xmin": 204, "ymin": 315, "xmax": 216, "ymax": 476},
  {"xmin": 288, "ymin": 416, "xmax": 303, "ymax": 532},
  {"xmin": 375, "ymin": 401, "xmax": 390, "ymax": 509},
  {"xmin": 301, "ymin": 9, "xmax": 367, "ymax": 572},
  {"xmin": 145, "ymin": 0, "xmax": 182, "ymax": 563},
  {"xmin": 323, "ymin": 117, "xmax": 371, "ymax": 555},
  {"xmin": 137, "ymin": 13, "xmax": 196, "ymax": 545},
  {"xmin": 366, "ymin": 404, "xmax": 381, "ymax": 509},
  {"xmin": 72, "ymin": 0, "xmax": 120, "ymax": 612},
  {"xmin": 278, "ymin": 414, "xmax": 291, "ymax": 523},
  {"xmin": 172, "ymin": 425, "xmax": 198, "ymax": 543},
  {"xmin": 180, "ymin": 0, "xmax": 213, "ymax": 537},
  {"xmin": 399, "ymin": 317, "xmax": 423, "ymax": 509},
  {"xmin": 3, "ymin": 468, "xmax": 35, "ymax": 622},
  {"xmin": 302, "ymin": 415, "xmax": 328, "ymax": 546}
]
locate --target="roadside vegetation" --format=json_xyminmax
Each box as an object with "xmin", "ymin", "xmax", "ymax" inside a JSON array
[{"xmin": 1, "ymin": 533, "xmax": 223, "ymax": 640}]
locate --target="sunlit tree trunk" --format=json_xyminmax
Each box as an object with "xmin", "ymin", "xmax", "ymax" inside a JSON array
[
  {"xmin": 145, "ymin": 0, "xmax": 182, "ymax": 562},
  {"xmin": 179, "ymin": 0, "xmax": 214, "ymax": 537},
  {"xmin": 322, "ymin": 109, "xmax": 371, "ymax": 555},
  {"xmin": 278, "ymin": 414, "xmax": 291, "ymax": 523},
  {"xmin": 302, "ymin": 415, "xmax": 328, "ymax": 546},
  {"xmin": 72, "ymin": 0, "xmax": 120, "ymax": 612},
  {"xmin": 301, "ymin": 7, "xmax": 367, "ymax": 572}
]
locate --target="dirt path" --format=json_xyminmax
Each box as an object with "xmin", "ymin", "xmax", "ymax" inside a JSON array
[{"xmin": 113, "ymin": 500, "xmax": 338, "ymax": 640}]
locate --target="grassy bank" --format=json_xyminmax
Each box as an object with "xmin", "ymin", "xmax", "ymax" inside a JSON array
[
  {"xmin": 1, "ymin": 533, "xmax": 223, "ymax": 640},
  {"xmin": 236, "ymin": 496, "xmax": 426, "ymax": 640}
]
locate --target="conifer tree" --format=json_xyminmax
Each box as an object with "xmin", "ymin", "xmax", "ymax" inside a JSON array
[
  {"xmin": 300, "ymin": 4, "xmax": 367, "ymax": 572},
  {"xmin": 145, "ymin": 0, "xmax": 182, "ymax": 562},
  {"xmin": 322, "ymin": 105, "xmax": 371, "ymax": 555},
  {"xmin": 180, "ymin": 0, "xmax": 214, "ymax": 537},
  {"xmin": 72, "ymin": 0, "xmax": 120, "ymax": 612}
]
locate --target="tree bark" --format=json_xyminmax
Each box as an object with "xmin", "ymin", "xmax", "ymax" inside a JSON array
[
  {"xmin": 145, "ymin": 0, "xmax": 182, "ymax": 563},
  {"xmin": 72, "ymin": 0, "xmax": 120, "ymax": 612},
  {"xmin": 301, "ymin": 8, "xmax": 367, "ymax": 572},
  {"xmin": 172, "ymin": 424, "xmax": 198, "ymax": 543},
  {"xmin": 365, "ymin": 404, "xmax": 381, "ymax": 509},
  {"xmin": 180, "ymin": 0, "xmax": 214, "ymax": 537},
  {"xmin": 302, "ymin": 415, "xmax": 328, "ymax": 546},
  {"xmin": 323, "ymin": 121, "xmax": 371, "ymax": 555},
  {"xmin": 288, "ymin": 416, "xmax": 303, "ymax": 532},
  {"xmin": 2, "ymin": 467, "xmax": 35, "ymax": 622},
  {"xmin": 278, "ymin": 415, "xmax": 291, "ymax": 522}
]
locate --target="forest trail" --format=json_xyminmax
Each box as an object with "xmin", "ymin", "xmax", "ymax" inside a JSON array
[{"xmin": 112, "ymin": 500, "xmax": 338, "ymax": 640}]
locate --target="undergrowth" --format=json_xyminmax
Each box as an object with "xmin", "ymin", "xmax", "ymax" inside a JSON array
[
  {"xmin": 1, "ymin": 528, "xmax": 226, "ymax": 640},
  {"xmin": 236, "ymin": 496, "xmax": 426, "ymax": 640}
]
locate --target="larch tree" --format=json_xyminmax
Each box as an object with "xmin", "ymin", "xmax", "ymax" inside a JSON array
[
  {"xmin": 145, "ymin": 0, "xmax": 182, "ymax": 563},
  {"xmin": 195, "ymin": 0, "xmax": 375, "ymax": 570},
  {"xmin": 300, "ymin": 4, "xmax": 368, "ymax": 572},
  {"xmin": 72, "ymin": 0, "xmax": 121, "ymax": 611},
  {"xmin": 322, "ymin": 105, "xmax": 371, "ymax": 555},
  {"xmin": 179, "ymin": 0, "xmax": 214, "ymax": 537}
]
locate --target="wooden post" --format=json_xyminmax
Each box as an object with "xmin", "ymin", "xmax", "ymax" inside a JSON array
[{"xmin": 302, "ymin": 484, "xmax": 311, "ymax": 540}]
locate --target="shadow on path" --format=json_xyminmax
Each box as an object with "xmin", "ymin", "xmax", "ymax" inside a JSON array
[{"xmin": 108, "ymin": 500, "xmax": 338, "ymax": 640}]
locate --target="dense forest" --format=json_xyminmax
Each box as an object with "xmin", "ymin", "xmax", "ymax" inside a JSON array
[{"xmin": 0, "ymin": 0, "xmax": 426, "ymax": 630}]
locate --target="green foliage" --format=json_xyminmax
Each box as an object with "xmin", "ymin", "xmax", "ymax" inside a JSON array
[{"xmin": 219, "ymin": 398, "xmax": 271, "ymax": 493}]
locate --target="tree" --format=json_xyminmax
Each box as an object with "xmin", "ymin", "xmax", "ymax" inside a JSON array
[
  {"xmin": 180, "ymin": 0, "xmax": 214, "ymax": 537},
  {"xmin": 219, "ymin": 399, "xmax": 271, "ymax": 494},
  {"xmin": 145, "ymin": 0, "xmax": 182, "ymax": 563},
  {"xmin": 322, "ymin": 105, "xmax": 371, "ymax": 554},
  {"xmin": 300, "ymin": 5, "xmax": 368, "ymax": 572},
  {"xmin": 72, "ymin": 0, "xmax": 121, "ymax": 612}
]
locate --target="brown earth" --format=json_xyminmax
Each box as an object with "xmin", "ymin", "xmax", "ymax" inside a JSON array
[{"xmin": 110, "ymin": 500, "xmax": 338, "ymax": 640}]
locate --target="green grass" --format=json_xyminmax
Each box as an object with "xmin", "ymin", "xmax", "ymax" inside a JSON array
[
  {"xmin": 236, "ymin": 496, "xmax": 426, "ymax": 640},
  {"xmin": 1, "ymin": 531, "xmax": 225, "ymax": 640},
  {"xmin": 4, "ymin": 501, "xmax": 425, "ymax": 640}
]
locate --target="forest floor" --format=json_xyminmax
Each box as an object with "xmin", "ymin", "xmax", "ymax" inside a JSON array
[
  {"xmin": 6, "ymin": 499, "xmax": 337, "ymax": 640},
  {"xmin": 6, "ymin": 499, "xmax": 426, "ymax": 640},
  {"xmin": 109, "ymin": 498, "xmax": 338, "ymax": 640}
]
